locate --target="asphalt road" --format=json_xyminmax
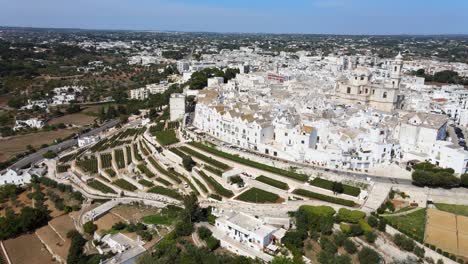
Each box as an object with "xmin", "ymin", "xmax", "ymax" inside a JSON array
[{"xmin": 7, "ymin": 119, "xmax": 119, "ymax": 171}]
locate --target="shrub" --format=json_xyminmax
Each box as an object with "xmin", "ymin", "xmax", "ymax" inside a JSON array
[
  {"xmin": 359, "ymin": 219, "xmax": 373, "ymax": 233},
  {"xmin": 337, "ymin": 208, "xmax": 366, "ymax": 223},
  {"xmin": 365, "ymin": 231, "xmax": 377, "ymax": 243},
  {"xmin": 461, "ymin": 173, "xmax": 468, "ymax": 188},
  {"xmin": 309, "ymin": 177, "xmax": 361, "ymax": 197},
  {"xmin": 83, "ymin": 221, "xmax": 97, "ymax": 235},
  {"xmin": 333, "ymin": 232, "xmax": 346, "ymax": 247},
  {"xmin": 358, "ymin": 247, "xmax": 381, "ymax": 264},
  {"xmin": 197, "ymin": 226, "xmax": 212, "ymax": 240},
  {"xmin": 414, "ymin": 246, "xmax": 425, "ymax": 258},
  {"xmin": 255, "ymin": 175, "xmax": 289, "ymax": 190},
  {"xmin": 367, "ymin": 215, "xmax": 379, "ymax": 227},
  {"xmin": 394, "ymin": 234, "xmax": 415, "ymax": 252}
]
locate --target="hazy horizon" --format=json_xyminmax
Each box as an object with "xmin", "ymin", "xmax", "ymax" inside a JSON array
[{"xmin": 0, "ymin": 0, "xmax": 467, "ymax": 35}]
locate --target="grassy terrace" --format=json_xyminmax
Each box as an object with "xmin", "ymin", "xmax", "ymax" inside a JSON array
[
  {"xmin": 155, "ymin": 177, "xmax": 172, "ymax": 186},
  {"xmin": 138, "ymin": 179, "xmax": 155, "ymax": 187},
  {"xmin": 139, "ymin": 141, "xmax": 150, "ymax": 156},
  {"xmin": 148, "ymin": 157, "xmax": 182, "ymax": 183},
  {"xmin": 309, "ymin": 177, "xmax": 361, "ymax": 197},
  {"xmin": 192, "ymin": 177, "xmax": 209, "ymax": 193},
  {"xmin": 113, "ymin": 179, "xmax": 138, "ymax": 191},
  {"xmin": 87, "ymin": 180, "xmax": 116, "ymax": 194},
  {"xmin": 133, "ymin": 144, "xmax": 143, "ymax": 161},
  {"xmin": 114, "ymin": 149, "xmax": 126, "ymax": 169},
  {"xmin": 383, "ymin": 209, "xmax": 426, "ymax": 242},
  {"xmin": 137, "ymin": 163, "xmax": 155, "ymax": 178},
  {"xmin": 435, "ymin": 203, "xmax": 468, "ymax": 217},
  {"xmin": 148, "ymin": 186, "xmax": 182, "ymax": 200},
  {"xmin": 255, "ymin": 175, "xmax": 289, "ymax": 190},
  {"xmin": 189, "ymin": 142, "xmax": 308, "ymax": 182},
  {"xmin": 169, "ymin": 148, "xmax": 187, "ymax": 159},
  {"xmin": 105, "ymin": 168, "xmax": 116, "ymax": 177},
  {"xmin": 235, "ymin": 187, "xmax": 281, "ymax": 203},
  {"xmin": 153, "ymin": 130, "xmax": 179, "ymax": 146},
  {"xmin": 125, "ymin": 146, "xmax": 132, "ymax": 165},
  {"xmin": 204, "ymin": 165, "xmax": 223, "ymax": 177},
  {"xmin": 198, "ymin": 170, "xmax": 234, "ymax": 198},
  {"xmin": 292, "ymin": 189, "xmax": 356, "ymax": 207},
  {"xmin": 179, "ymin": 146, "xmax": 230, "ymax": 171}
]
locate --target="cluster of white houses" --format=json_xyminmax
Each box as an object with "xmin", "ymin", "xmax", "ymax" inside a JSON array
[{"xmin": 192, "ymin": 54, "xmax": 468, "ymax": 175}]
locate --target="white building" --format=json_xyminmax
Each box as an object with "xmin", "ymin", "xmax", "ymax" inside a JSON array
[
  {"xmin": 214, "ymin": 211, "xmax": 279, "ymax": 251},
  {"xmin": 0, "ymin": 169, "xmax": 33, "ymax": 186},
  {"xmin": 78, "ymin": 135, "xmax": 100, "ymax": 147},
  {"xmin": 208, "ymin": 77, "xmax": 224, "ymax": 87},
  {"xmin": 13, "ymin": 118, "xmax": 44, "ymax": 131},
  {"xmin": 429, "ymin": 141, "xmax": 468, "ymax": 175},
  {"xmin": 170, "ymin": 93, "xmax": 185, "ymax": 121},
  {"xmin": 130, "ymin": 83, "xmax": 168, "ymax": 100}
]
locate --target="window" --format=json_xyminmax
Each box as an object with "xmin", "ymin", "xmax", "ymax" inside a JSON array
[
  {"xmin": 301, "ymin": 140, "xmax": 305, "ymax": 144},
  {"xmin": 394, "ymin": 66, "xmax": 397, "ymax": 71},
  {"xmin": 360, "ymin": 76, "xmax": 364, "ymax": 81},
  {"xmin": 347, "ymin": 87, "xmax": 351, "ymax": 94},
  {"xmin": 365, "ymin": 88, "xmax": 368, "ymax": 93},
  {"xmin": 372, "ymin": 89, "xmax": 375, "ymax": 94},
  {"xmin": 383, "ymin": 92, "xmax": 387, "ymax": 99},
  {"xmin": 285, "ymin": 132, "xmax": 288, "ymax": 136}
]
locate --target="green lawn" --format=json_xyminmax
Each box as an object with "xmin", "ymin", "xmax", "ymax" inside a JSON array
[
  {"xmin": 236, "ymin": 187, "xmax": 281, "ymax": 203},
  {"xmin": 179, "ymin": 146, "xmax": 230, "ymax": 171},
  {"xmin": 435, "ymin": 203, "xmax": 468, "ymax": 217},
  {"xmin": 142, "ymin": 214, "xmax": 173, "ymax": 225},
  {"xmin": 154, "ymin": 130, "xmax": 179, "ymax": 146},
  {"xmin": 383, "ymin": 208, "xmax": 426, "ymax": 242},
  {"xmin": 198, "ymin": 170, "xmax": 234, "ymax": 198},
  {"xmin": 292, "ymin": 189, "xmax": 356, "ymax": 207},
  {"xmin": 148, "ymin": 186, "xmax": 182, "ymax": 200},
  {"xmin": 138, "ymin": 179, "xmax": 155, "ymax": 187},
  {"xmin": 87, "ymin": 180, "xmax": 116, "ymax": 194},
  {"xmin": 255, "ymin": 175, "xmax": 289, "ymax": 190},
  {"xmin": 309, "ymin": 177, "xmax": 361, "ymax": 197}
]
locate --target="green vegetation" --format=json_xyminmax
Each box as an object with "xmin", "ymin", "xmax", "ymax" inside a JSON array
[
  {"xmin": 43, "ymin": 150, "xmax": 57, "ymax": 159},
  {"xmin": 204, "ymin": 165, "xmax": 223, "ymax": 176},
  {"xmin": 179, "ymin": 146, "xmax": 230, "ymax": 170},
  {"xmin": 137, "ymin": 163, "xmax": 155, "ymax": 178},
  {"xmin": 336, "ymin": 208, "xmax": 366, "ymax": 223},
  {"xmin": 138, "ymin": 179, "xmax": 154, "ymax": 187},
  {"xmin": 113, "ymin": 179, "xmax": 138, "ymax": 191},
  {"xmin": 198, "ymin": 170, "xmax": 234, "ymax": 198},
  {"xmin": 155, "ymin": 177, "xmax": 172, "ymax": 186},
  {"xmin": 100, "ymin": 153, "xmax": 112, "ymax": 168},
  {"xmin": 411, "ymin": 162, "xmax": 460, "ymax": 188},
  {"xmin": 189, "ymin": 142, "xmax": 308, "ymax": 182},
  {"xmin": 383, "ymin": 208, "xmax": 426, "ymax": 242},
  {"xmin": 309, "ymin": 177, "xmax": 360, "ymax": 197},
  {"xmin": 148, "ymin": 157, "xmax": 182, "ymax": 183},
  {"xmin": 114, "ymin": 149, "xmax": 126, "ymax": 169},
  {"xmin": 292, "ymin": 189, "xmax": 356, "ymax": 207},
  {"xmin": 87, "ymin": 180, "xmax": 116, "ymax": 194},
  {"xmin": 435, "ymin": 203, "xmax": 468, "ymax": 217},
  {"xmin": 133, "ymin": 144, "xmax": 143, "ymax": 161},
  {"xmin": 76, "ymin": 156, "xmax": 98, "ymax": 173},
  {"xmin": 193, "ymin": 177, "xmax": 209, "ymax": 193},
  {"xmin": 255, "ymin": 175, "xmax": 289, "ymax": 190},
  {"xmin": 148, "ymin": 186, "xmax": 182, "ymax": 200},
  {"xmin": 125, "ymin": 146, "xmax": 132, "ymax": 165},
  {"xmin": 142, "ymin": 205, "xmax": 182, "ymax": 225},
  {"xmin": 188, "ymin": 67, "xmax": 239, "ymax": 90},
  {"xmin": 235, "ymin": 188, "xmax": 280, "ymax": 203},
  {"xmin": 57, "ymin": 164, "xmax": 70, "ymax": 173},
  {"xmin": 105, "ymin": 168, "xmax": 116, "ymax": 177},
  {"xmin": 153, "ymin": 129, "xmax": 179, "ymax": 146},
  {"xmin": 83, "ymin": 221, "xmax": 98, "ymax": 235}
]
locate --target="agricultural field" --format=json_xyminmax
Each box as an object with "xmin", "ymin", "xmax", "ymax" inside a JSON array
[
  {"xmin": 114, "ymin": 149, "xmax": 126, "ymax": 169},
  {"xmin": 138, "ymin": 163, "xmax": 155, "ymax": 178},
  {"xmin": 0, "ymin": 128, "xmax": 79, "ymax": 162},
  {"xmin": 110, "ymin": 204, "xmax": 161, "ymax": 223},
  {"xmin": 435, "ymin": 203, "xmax": 468, "ymax": 217},
  {"xmin": 292, "ymin": 188, "xmax": 356, "ymax": 207},
  {"xmin": 235, "ymin": 187, "xmax": 282, "ymax": 203},
  {"xmin": 87, "ymin": 180, "xmax": 116, "ymax": 194},
  {"xmin": 125, "ymin": 146, "xmax": 132, "ymax": 165},
  {"xmin": 425, "ymin": 208, "xmax": 468, "ymax": 258},
  {"xmin": 147, "ymin": 186, "xmax": 182, "ymax": 200},
  {"xmin": 3, "ymin": 233, "xmax": 55, "ymax": 264},
  {"xmin": 180, "ymin": 146, "xmax": 230, "ymax": 171},
  {"xmin": 139, "ymin": 179, "xmax": 155, "ymax": 187},
  {"xmin": 113, "ymin": 179, "xmax": 138, "ymax": 191},
  {"xmin": 155, "ymin": 177, "xmax": 172, "ymax": 187},
  {"xmin": 76, "ymin": 156, "xmax": 98, "ymax": 173},
  {"xmin": 309, "ymin": 177, "xmax": 361, "ymax": 197},
  {"xmin": 100, "ymin": 153, "xmax": 112, "ymax": 168},
  {"xmin": 255, "ymin": 175, "xmax": 289, "ymax": 190},
  {"xmin": 133, "ymin": 144, "xmax": 143, "ymax": 161},
  {"xmin": 148, "ymin": 157, "xmax": 181, "ymax": 183},
  {"xmin": 105, "ymin": 168, "xmax": 116, "ymax": 177},
  {"xmin": 47, "ymin": 112, "xmax": 96, "ymax": 127}
]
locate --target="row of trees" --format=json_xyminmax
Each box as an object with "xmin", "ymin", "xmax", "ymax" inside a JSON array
[
  {"xmin": 413, "ymin": 69, "xmax": 468, "ymax": 85},
  {"xmin": 189, "ymin": 67, "xmax": 240, "ymax": 90},
  {"xmin": 411, "ymin": 162, "xmax": 468, "ymax": 188}
]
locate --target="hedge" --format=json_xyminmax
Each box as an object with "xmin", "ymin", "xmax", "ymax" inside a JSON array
[
  {"xmin": 148, "ymin": 157, "xmax": 182, "ymax": 183},
  {"xmin": 180, "ymin": 146, "xmax": 230, "ymax": 171},
  {"xmin": 198, "ymin": 170, "xmax": 234, "ymax": 198},
  {"xmin": 204, "ymin": 165, "xmax": 223, "ymax": 177},
  {"xmin": 189, "ymin": 142, "xmax": 308, "ymax": 182},
  {"xmin": 292, "ymin": 189, "xmax": 356, "ymax": 207},
  {"xmin": 155, "ymin": 177, "xmax": 172, "ymax": 187},
  {"xmin": 137, "ymin": 164, "xmax": 155, "ymax": 178},
  {"xmin": 235, "ymin": 188, "xmax": 280, "ymax": 203},
  {"xmin": 255, "ymin": 175, "xmax": 289, "ymax": 190},
  {"xmin": 309, "ymin": 177, "xmax": 361, "ymax": 197},
  {"xmin": 209, "ymin": 194, "xmax": 222, "ymax": 201},
  {"xmin": 193, "ymin": 177, "xmax": 209, "ymax": 193},
  {"xmin": 148, "ymin": 186, "xmax": 182, "ymax": 200},
  {"xmin": 113, "ymin": 179, "xmax": 138, "ymax": 191}
]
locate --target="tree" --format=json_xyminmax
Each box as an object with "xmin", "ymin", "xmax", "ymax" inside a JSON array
[
  {"xmin": 365, "ymin": 231, "xmax": 377, "ymax": 243},
  {"xmin": 367, "ymin": 216, "xmax": 379, "ymax": 228},
  {"xmin": 332, "ymin": 182, "xmax": 344, "ymax": 194},
  {"xmin": 461, "ymin": 173, "xmax": 468, "ymax": 188},
  {"xmin": 358, "ymin": 247, "xmax": 381, "ymax": 264},
  {"xmin": 378, "ymin": 218, "xmax": 387, "ymax": 232},
  {"xmin": 182, "ymin": 156, "xmax": 195, "ymax": 171},
  {"xmin": 271, "ymin": 256, "xmax": 297, "ymax": 264},
  {"xmin": 413, "ymin": 246, "xmax": 425, "ymax": 258},
  {"xmin": 197, "ymin": 226, "xmax": 212, "ymax": 240},
  {"xmin": 43, "ymin": 150, "xmax": 57, "ymax": 159},
  {"xmin": 343, "ymin": 239, "xmax": 357, "ymax": 254},
  {"xmin": 83, "ymin": 221, "xmax": 97, "ymax": 235}
]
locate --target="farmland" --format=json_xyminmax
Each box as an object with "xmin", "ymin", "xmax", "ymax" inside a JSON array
[
  {"xmin": 113, "ymin": 179, "xmax": 138, "ymax": 191},
  {"xmin": 255, "ymin": 175, "xmax": 289, "ymax": 190},
  {"xmin": 235, "ymin": 188, "xmax": 281, "ymax": 203}
]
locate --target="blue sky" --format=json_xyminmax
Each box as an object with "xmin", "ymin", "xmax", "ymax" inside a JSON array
[{"xmin": 0, "ymin": 0, "xmax": 467, "ymax": 34}]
